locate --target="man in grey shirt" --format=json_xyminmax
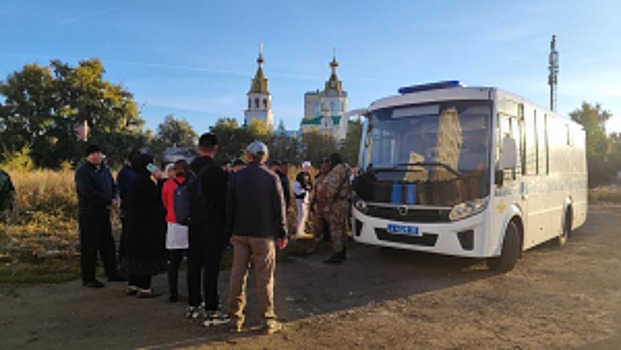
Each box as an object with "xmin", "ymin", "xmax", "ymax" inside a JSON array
[{"xmin": 225, "ymin": 141, "xmax": 288, "ymax": 334}]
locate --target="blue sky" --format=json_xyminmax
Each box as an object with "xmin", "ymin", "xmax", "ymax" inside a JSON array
[{"xmin": 2, "ymin": 0, "xmax": 620, "ymax": 134}]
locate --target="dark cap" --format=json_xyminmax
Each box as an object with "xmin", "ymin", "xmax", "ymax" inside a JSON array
[
  {"xmin": 198, "ymin": 133, "xmax": 218, "ymax": 148},
  {"xmin": 85, "ymin": 144, "xmax": 103, "ymax": 157}
]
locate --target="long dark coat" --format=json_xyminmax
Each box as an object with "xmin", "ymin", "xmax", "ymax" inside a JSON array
[{"xmin": 125, "ymin": 164, "xmax": 166, "ymax": 276}]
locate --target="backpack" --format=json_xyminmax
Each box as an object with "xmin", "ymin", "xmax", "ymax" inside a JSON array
[
  {"xmin": 172, "ymin": 177, "xmax": 191, "ymax": 226},
  {"xmin": 175, "ymin": 163, "xmax": 213, "ymax": 226}
]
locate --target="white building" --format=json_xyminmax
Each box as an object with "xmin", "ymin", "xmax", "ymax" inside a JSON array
[
  {"xmin": 301, "ymin": 55, "xmax": 348, "ymax": 141},
  {"xmin": 244, "ymin": 47, "xmax": 274, "ymax": 128}
]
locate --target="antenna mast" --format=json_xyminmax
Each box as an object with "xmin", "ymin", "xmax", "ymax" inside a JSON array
[{"xmin": 548, "ymin": 35, "xmax": 559, "ymax": 111}]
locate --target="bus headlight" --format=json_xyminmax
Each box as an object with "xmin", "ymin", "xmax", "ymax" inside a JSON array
[
  {"xmin": 353, "ymin": 194, "xmax": 368, "ymax": 214},
  {"xmin": 449, "ymin": 197, "xmax": 489, "ymax": 221}
]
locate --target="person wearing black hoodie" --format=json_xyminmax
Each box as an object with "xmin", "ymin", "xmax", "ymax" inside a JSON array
[{"xmin": 185, "ymin": 133, "xmax": 230, "ymax": 327}]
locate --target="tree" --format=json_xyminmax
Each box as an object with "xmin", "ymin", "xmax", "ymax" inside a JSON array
[
  {"xmin": 300, "ymin": 128, "xmax": 337, "ymax": 165},
  {"xmin": 149, "ymin": 115, "xmax": 197, "ymax": 159},
  {"xmin": 155, "ymin": 115, "xmax": 197, "ymax": 147},
  {"xmin": 339, "ymin": 117, "xmax": 363, "ymax": 166},
  {"xmin": 569, "ymin": 102, "xmax": 611, "ymax": 159},
  {"xmin": 0, "ymin": 59, "xmax": 147, "ymax": 168},
  {"xmin": 210, "ymin": 118, "xmax": 246, "ymax": 162},
  {"xmin": 0, "ymin": 64, "xmax": 55, "ymax": 165}
]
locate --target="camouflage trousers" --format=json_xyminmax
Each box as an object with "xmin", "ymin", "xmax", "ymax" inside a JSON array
[{"xmin": 309, "ymin": 199, "xmax": 349, "ymax": 252}]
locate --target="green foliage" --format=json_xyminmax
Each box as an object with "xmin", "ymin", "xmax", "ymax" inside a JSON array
[
  {"xmin": 0, "ymin": 59, "xmax": 148, "ymax": 168},
  {"xmin": 569, "ymin": 102, "xmax": 611, "ymax": 159},
  {"xmin": 210, "ymin": 118, "xmax": 273, "ymax": 162},
  {"xmin": 155, "ymin": 115, "xmax": 197, "ymax": 147},
  {"xmin": 339, "ymin": 117, "xmax": 363, "ymax": 166},
  {"xmin": 1, "ymin": 146, "xmax": 35, "ymax": 171},
  {"xmin": 300, "ymin": 128, "xmax": 338, "ymax": 165},
  {"xmin": 149, "ymin": 115, "xmax": 197, "ymax": 161}
]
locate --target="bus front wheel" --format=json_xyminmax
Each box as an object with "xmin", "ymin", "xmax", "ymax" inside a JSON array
[{"xmin": 487, "ymin": 220, "xmax": 521, "ymax": 273}]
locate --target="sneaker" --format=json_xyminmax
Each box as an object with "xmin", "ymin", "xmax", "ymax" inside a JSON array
[
  {"xmin": 126, "ymin": 286, "xmax": 139, "ymax": 296},
  {"xmin": 136, "ymin": 289, "xmax": 161, "ymax": 298},
  {"xmin": 82, "ymin": 280, "xmax": 104, "ymax": 288},
  {"xmin": 203, "ymin": 310, "xmax": 230, "ymax": 327},
  {"xmin": 264, "ymin": 319, "xmax": 283, "ymax": 334},
  {"xmin": 185, "ymin": 303, "xmax": 206, "ymax": 319}
]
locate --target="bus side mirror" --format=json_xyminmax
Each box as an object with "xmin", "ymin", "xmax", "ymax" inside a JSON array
[
  {"xmin": 499, "ymin": 136, "xmax": 518, "ymax": 170},
  {"xmin": 495, "ymin": 136, "xmax": 517, "ymax": 187}
]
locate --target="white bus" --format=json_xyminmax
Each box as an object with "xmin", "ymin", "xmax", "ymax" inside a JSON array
[{"xmin": 347, "ymin": 81, "xmax": 587, "ymax": 272}]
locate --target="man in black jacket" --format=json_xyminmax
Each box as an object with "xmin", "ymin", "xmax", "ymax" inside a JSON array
[
  {"xmin": 75, "ymin": 144, "xmax": 124, "ymax": 288},
  {"xmin": 226, "ymin": 141, "xmax": 288, "ymax": 334},
  {"xmin": 185, "ymin": 133, "xmax": 230, "ymax": 327}
]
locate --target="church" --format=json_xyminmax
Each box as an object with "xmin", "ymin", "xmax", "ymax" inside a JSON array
[
  {"xmin": 300, "ymin": 55, "xmax": 349, "ymax": 141},
  {"xmin": 244, "ymin": 47, "xmax": 274, "ymax": 128},
  {"xmin": 242, "ymin": 48, "xmax": 348, "ymax": 140}
]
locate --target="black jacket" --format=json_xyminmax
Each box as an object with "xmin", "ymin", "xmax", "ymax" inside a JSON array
[
  {"xmin": 226, "ymin": 162, "xmax": 287, "ymax": 239},
  {"xmin": 189, "ymin": 156, "xmax": 228, "ymax": 231},
  {"xmin": 75, "ymin": 162, "xmax": 116, "ymax": 217},
  {"xmin": 125, "ymin": 171, "xmax": 166, "ymax": 274}
]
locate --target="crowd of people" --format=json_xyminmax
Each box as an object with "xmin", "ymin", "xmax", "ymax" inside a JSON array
[{"xmin": 73, "ymin": 133, "xmax": 353, "ymax": 334}]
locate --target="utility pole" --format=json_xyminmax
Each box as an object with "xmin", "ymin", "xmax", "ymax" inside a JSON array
[{"xmin": 548, "ymin": 35, "xmax": 559, "ymax": 112}]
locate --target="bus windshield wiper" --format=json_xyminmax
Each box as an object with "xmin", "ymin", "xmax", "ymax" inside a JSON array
[{"xmin": 396, "ymin": 162, "xmax": 462, "ymax": 178}]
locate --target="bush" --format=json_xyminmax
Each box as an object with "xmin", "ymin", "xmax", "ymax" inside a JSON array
[{"xmin": 589, "ymin": 184, "xmax": 621, "ymax": 204}]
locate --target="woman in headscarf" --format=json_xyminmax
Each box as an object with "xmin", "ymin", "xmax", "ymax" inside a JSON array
[{"xmin": 125, "ymin": 153, "xmax": 166, "ymax": 297}]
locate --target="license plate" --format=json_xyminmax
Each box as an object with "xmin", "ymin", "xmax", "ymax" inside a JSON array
[{"xmin": 387, "ymin": 223, "xmax": 420, "ymax": 236}]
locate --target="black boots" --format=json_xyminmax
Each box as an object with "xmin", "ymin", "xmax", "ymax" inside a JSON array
[{"xmin": 323, "ymin": 247, "xmax": 346, "ymax": 264}]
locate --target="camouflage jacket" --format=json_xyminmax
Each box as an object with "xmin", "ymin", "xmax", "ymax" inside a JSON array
[{"xmin": 322, "ymin": 163, "xmax": 351, "ymax": 210}]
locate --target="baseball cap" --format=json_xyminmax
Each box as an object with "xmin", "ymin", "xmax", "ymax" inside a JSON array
[
  {"xmin": 198, "ymin": 133, "xmax": 218, "ymax": 147},
  {"xmin": 85, "ymin": 144, "xmax": 103, "ymax": 157},
  {"xmin": 246, "ymin": 141, "xmax": 268, "ymax": 156}
]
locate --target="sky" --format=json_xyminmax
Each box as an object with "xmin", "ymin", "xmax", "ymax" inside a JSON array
[{"xmin": 2, "ymin": 0, "xmax": 621, "ymax": 135}]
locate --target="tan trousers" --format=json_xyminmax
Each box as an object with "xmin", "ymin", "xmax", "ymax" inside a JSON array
[{"xmin": 228, "ymin": 236, "xmax": 276, "ymax": 326}]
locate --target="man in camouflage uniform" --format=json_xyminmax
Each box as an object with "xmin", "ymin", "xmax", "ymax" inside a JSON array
[{"xmin": 310, "ymin": 153, "xmax": 351, "ymax": 264}]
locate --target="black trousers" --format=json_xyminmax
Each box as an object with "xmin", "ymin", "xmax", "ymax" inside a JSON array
[
  {"xmin": 167, "ymin": 249, "xmax": 184, "ymax": 295},
  {"xmin": 187, "ymin": 229, "xmax": 224, "ymax": 310},
  {"xmin": 78, "ymin": 214, "xmax": 119, "ymax": 282}
]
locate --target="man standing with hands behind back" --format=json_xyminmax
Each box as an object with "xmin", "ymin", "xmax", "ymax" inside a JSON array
[
  {"xmin": 75, "ymin": 144, "xmax": 125, "ymax": 288},
  {"xmin": 226, "ymin": 141, "xmax": 288, "ymax": 334}
]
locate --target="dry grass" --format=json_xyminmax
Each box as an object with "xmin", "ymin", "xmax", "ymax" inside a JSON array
[
  {"xmin": 589, "ymin": 183, "xmax": 621, "ymax": 205},
  {"xmin": 1, "ymin": 169, "xmax": 80, "ymax": 284}
]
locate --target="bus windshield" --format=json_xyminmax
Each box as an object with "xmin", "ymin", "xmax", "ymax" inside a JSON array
[{"xmin": 364, "ymin": 100, "xmax": 492, "ymax": 201}]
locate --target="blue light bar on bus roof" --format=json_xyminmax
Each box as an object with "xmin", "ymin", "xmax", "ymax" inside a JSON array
[{"xmin": 398, "ymin": 80, "xmax": 463, "ymax": 94}]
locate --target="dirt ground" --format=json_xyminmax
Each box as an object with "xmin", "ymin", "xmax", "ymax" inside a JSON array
[{"xmin": 1, "ymin": 205, "xmax": 620, "ymax": 350}]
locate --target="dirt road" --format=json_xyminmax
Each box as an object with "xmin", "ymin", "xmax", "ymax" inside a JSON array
[{"xmin": 1, "ymin": 205, "xmax": 620, "ymax": 349}]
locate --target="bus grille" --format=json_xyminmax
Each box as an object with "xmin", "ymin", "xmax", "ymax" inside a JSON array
[
  {"xmin": 366, "ymin": 205, "xmax": 451, "ymax": 223},
  {"xmin": 375, "ymin": 228, "xmax": 438, "ymax": 246}
]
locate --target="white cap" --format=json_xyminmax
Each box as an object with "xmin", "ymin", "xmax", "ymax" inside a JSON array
[
  {"xmin": 302, "ymin": 161, "xmax": 311, "ymax": 169},
  {"xmin": 246, "ymin": 141, "xmax": 269, "ymax": 156}
]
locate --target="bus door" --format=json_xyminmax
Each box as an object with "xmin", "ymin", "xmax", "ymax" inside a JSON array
[{"xmin": 497, "ymin": 101, "xmax": 526, "ymax": 231}]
